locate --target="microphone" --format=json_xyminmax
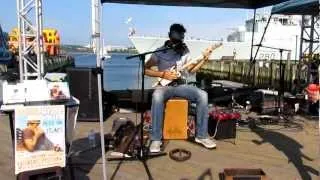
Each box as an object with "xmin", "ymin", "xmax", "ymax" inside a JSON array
[
  {"xmin": 163, "ymin": 40, "xmax": 187, "ymax": 55},
  {"xmin": 165, "ymin": 40, "xmax": 185, "ymax": 50},
  {"xmin": 177, "ymin": 42, "xmax": 187, "ymax": 49},
  {"xmin": 164, "ymin": 40, "xmax": 175, "ymax": 49}
]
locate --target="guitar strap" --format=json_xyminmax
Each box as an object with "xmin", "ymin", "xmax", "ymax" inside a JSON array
[{"xmin": 167, "ymin": 79, "xmax": 187, "ymax": 87}]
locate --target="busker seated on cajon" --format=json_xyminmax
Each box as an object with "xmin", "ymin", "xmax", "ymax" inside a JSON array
[{"xmin": 145, "ymin": 23, "xmax": 222, "ymax": 153}]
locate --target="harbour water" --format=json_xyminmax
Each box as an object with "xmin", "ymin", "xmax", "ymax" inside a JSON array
[{"xmin": 73, "ymin": 52, "xmax": 155, "ymax": 91}]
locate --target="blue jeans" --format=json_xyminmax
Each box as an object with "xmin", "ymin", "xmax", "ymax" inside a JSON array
[{"xmin": 151, "ymin": 85, "xmax": 209, "ymax": 141}]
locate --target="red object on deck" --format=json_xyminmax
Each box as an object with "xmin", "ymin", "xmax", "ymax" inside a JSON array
[
  {"xmin": 307, "ymin": 84, "xmax": 320, "ymax": 103},
  {"xmin": 143, "ymin": 111, "xmax": 151, "ymax": 124},
  {"xmin": 307, "ymin": 84, "xmax": 319, "ymax": 91},
  {"xmin": 209, "ymin": 109, "xmax": 241, "ymax": 121}
]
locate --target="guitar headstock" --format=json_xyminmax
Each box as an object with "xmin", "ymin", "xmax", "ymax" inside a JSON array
[
  {"xmin": 203, "ymin": 43, "xmax": 223, "ymax": 59},
  {"xmin": 210, "ymin": 42, "xmax": 223, "ymax": 50}
]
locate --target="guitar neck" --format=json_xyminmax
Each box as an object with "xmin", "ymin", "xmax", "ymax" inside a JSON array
[
  {"xmin": 180, "ymin": 54, "xmax": 205, "ymax": 70},
  {"xmin": 180, "ymin": 43, "xmax": 221, "ymax": 70}
]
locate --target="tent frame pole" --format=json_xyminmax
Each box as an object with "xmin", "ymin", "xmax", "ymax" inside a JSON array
[
  {"xmin": 247, "ymin": 14, "xmax": 272, "ymax": 87},
  {"xmin": 247, "ymin": 9, "xmax": 257, "ymax": 85},
  {"xmin": 249, "ymin": 9, "xmax": 256, "ymax": 63},
  {"xmin": 92, "ymin": 0, "xmax": 107, "ymax": 179},
  {"xmin": 253, "ymin": 14, "xmax": 273, "ymax": 61}
]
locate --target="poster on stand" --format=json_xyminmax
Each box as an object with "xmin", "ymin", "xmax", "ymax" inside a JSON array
[
  {"xmin": 48, "ymin": 82, "xmax": 70, "ymax": 101},
  {"xmin": 15, "ymin": 105, "xmax": 65, "ymax": 174}
]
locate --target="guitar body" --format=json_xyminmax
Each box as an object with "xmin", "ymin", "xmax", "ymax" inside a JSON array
[
  {"xmin": 157, "ymin": 68, "xmax": 182, "ymax": 86},
  {"xmin": 158, "ymin": 78, "xmax": 173, "ymax": 87}
]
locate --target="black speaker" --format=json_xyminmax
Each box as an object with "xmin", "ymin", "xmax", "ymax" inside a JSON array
[
  {"xmin": 67, "ymin": 67, "xmax": 102, "ymax": 121},
  {"xmin": 249, "ymin": 90, "xmax": 278, "ymax": 114},
  {"xmin": 208, "ymin": 118, "xmax": 236, "ymax": 140}
]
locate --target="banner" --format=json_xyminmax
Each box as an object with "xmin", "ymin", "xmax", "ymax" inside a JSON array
[{"xmin": 15, "ymin": 105, "xmax": 65, "ymax": 174}]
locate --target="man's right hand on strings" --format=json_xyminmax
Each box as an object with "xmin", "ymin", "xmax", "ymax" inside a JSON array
[{"xmin": 162, "ymin": 70, "xmax": 179, "ymax": 80}]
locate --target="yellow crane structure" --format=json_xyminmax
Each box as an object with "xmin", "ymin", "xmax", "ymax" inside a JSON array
[{"xmin": 8, "ymin": 28, "xmax": 61, "ymax": 56}]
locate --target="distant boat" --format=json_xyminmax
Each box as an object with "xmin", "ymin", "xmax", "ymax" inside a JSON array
[
  {"xmin": 103, "ymin": 51, "xmax": 111, "ymax": 59},
  {"xmin": 89, "ymin": 39, "xmax": 112, "ymax": 60},
  {"xmin": 102, "ymin": 39, "xmax": 111, "ymax": 59}
]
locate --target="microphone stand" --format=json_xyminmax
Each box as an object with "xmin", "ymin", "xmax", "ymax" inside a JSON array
[
  {"xmin": 253, "ymin": 44, "xmax": 291, "ymax": 118},
  {"xmin": 126, "ymin": 47, "xmax": 172, "ymax": 157},
  {"xmin": 107, "ymin": 46, "xmax": 172, "ymax": 178}
]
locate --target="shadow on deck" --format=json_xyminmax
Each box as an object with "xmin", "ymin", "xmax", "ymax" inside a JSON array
[{"xmin": 0, "ymin": 112, "xmax": 319, "ymax": 180}]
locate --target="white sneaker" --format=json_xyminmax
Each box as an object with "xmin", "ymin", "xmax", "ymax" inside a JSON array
[
  {"xmin": 149, "ymin": 140, "xmax": 162, "ymax": 153},
  {"xmin": 195, "ymin": 137, "xmax": 216, "ymax": 149}
]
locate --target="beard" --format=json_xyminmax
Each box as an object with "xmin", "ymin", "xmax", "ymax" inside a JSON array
[{"xmin": 165, "ymin": 40, "xmax": 187, "ymax": 55}]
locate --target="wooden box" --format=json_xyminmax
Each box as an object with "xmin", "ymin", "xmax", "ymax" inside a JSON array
[
  {"xmin": 223, "ymin": 168, "xmax": 268, "ymax": 180},
  {"xmin": 163, "ymin": 99, "xmax": 188, "ymax": 139}
]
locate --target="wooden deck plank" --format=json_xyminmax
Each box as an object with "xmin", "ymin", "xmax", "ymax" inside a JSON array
[{"xmin": 0, "ymin": 112, "xmax": 319, "ymax": 180}]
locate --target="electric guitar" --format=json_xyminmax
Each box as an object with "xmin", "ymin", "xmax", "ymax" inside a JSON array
[{"xmin": 154, "ymin": 43, "xmax": 222, "ymax": 87}]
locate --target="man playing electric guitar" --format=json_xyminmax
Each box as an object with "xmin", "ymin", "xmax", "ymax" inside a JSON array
[
  {"xmin": 145, "ymin": 23, "xmax": 222, "ymax": 153},
  {"xmin": 154, "ymin": 41, "xmax": 221, "ymax": 87}
]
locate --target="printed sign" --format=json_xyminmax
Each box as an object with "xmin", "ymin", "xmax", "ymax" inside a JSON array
[
  {"xmin": 24, "ymin": 80, "xmax": 51, "ymax": 102},
  {"xmin": 48, "ymin": 82, "xmax": 70, "ymax": 101},
  {"xmin": 2, "ymin": 81, "xmax": 26, "ymax": 104},
  {"xmin": 15, "ymin": 105, "xmax": 65, "ymax": 174},
  {"xmin": 2, "ymin": 80, "xmax": 71, "ymax": 105}
]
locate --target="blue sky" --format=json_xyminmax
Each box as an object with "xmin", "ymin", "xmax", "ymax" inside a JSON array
[{"xmin": 1, "ymin": 1, "xmax": 270, "ymax": 46}]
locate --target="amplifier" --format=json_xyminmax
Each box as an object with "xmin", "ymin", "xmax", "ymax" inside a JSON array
[
  {"xmin": 248, "ymin": 89, "xmax": 278, "ymax": 114},
  {"xmin": 208, "ymin": 110, "xmax": 238, "ymax": 140},
  {"xmin": 66, "ymin": 67, "xmax": 102, "ymax": 122},
  {"xmin": 205, "ymin": 86, "xmax": 233, "ymax": 105}
]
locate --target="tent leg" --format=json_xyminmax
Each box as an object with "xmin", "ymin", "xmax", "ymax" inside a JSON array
[
  {"xmin": 92, "ymin": 0, "xmax": 107, "ymax": 179},
  {"xmin": 249, "ymin": 9, "xmax": 256, "ymax": 63}
]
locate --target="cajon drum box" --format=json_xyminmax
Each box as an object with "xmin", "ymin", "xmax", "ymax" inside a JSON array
[{"xmin": 163, "ymin": 99, "xmax": 188, "ymax": 139}]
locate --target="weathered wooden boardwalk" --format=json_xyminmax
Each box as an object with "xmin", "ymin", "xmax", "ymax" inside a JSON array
[
  {"xmin": 198, "ymin": 59, "xmax": 315, "ymax": 92},
  {"xmin": 0, "ymin": 112, "xmax": 319, "ymax": 180}
]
